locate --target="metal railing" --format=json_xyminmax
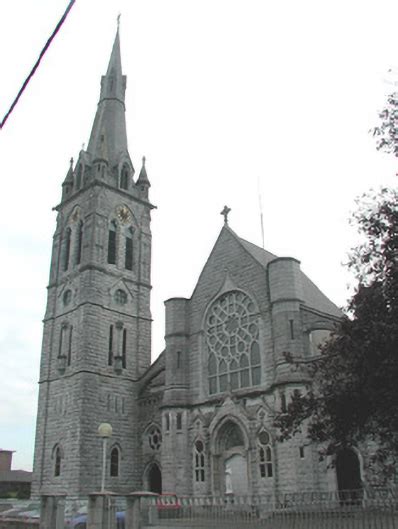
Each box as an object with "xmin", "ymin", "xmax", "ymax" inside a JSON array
[
  {"xmin": 144, "ymin": 489, "xmax": 398, "ymax": 528},
  {"xmin": 15, "ymin": 488, "xmax": 396, "ymax": 529}
]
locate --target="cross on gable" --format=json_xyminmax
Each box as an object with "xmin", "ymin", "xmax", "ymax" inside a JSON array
[{"xmin": 221, "ymin": 205, "xmax": 231, "ymax": 225}]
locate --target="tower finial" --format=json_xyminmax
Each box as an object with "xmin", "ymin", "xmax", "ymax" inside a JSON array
[
  {"xmin": 142, "ymin": 155, "xmax": 146, "ymax": 166},
  {"xmin": 117, "ymin": 13, "xmax": 121, "ymax": 30},
  {"xmin": 221, "ymin": 205, "xmax": 231, "ymax": 225}
]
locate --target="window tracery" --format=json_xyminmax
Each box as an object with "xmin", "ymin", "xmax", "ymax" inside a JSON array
[
  {"xmin": 205, "ymin": 290, "xmax": 261, "ymax": 394},
  {"xmin": 194, "ymin": 440, "xmax": 205, "ymax": 482},
  {"xmin": 258, "ymin": 430, "xmax": 273, "ymax": 478},
  {"xmin": 148, "ymin": 425, "xmax": 162, "ymax": 450},
  {"xmin": 114, "ymin": 289, "xmax": 127, "ymax": 305}
]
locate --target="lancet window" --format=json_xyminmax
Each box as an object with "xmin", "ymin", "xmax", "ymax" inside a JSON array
[
  {"xmin": 75, "ymin": 221, "xmax": 83, "ymax": 265},
  {"xmin": 62, "ymin": 228, "xmax": 71, "ymax": 271},
  {"xmin": 54, "ymin": 445, "xmax": 62, "ymax": 477},
  {"xmin": 125, "ymin": 228, "xmax": 133, "ymax": 270},
  {"xmin": 206, "ymin": 290, "xmax": 261, "ymax": 395},
  {"xmin": 258, "ymin": 431, "xmax": 273, "ymax": 478},
  {"xmin": 120, "ymin": 165, "xmax": 129, "ymax": 190},
  {"xmin": 110, "ymin": 446, "xmax": 120, "ymax": 477},
  {"xmin": 194, "ymin": 440, "xmax": 205, "ymax": 482},
  {"xmin": 108, "ymin": 221, "xmax": 117, "ymax": 264}
]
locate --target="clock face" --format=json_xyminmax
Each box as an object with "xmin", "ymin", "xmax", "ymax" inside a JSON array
[{"xmin": 116, "ymin": 205, "xmax": 132, "ymax": 224}]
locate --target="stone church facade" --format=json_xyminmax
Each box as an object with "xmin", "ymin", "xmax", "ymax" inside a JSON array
[{"xmin": 32, "ymin": 29, "xmax": 354, "ymax": 499}]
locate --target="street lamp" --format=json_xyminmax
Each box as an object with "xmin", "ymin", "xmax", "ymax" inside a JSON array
[{"xmin": 98, "ymin": 423, "xmax": 113, "ymax": 493}]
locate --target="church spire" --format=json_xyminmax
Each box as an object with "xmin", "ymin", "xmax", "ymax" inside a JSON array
[{"xmin": 86, "ymin": 27, "xmax": 129, "ymax": 167}]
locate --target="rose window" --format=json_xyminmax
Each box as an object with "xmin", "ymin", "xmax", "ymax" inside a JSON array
[
  {"xmin": 206, "ymin": 291, "xmax": 261, "ymax": 394},
  {"xmin": 148, "ymin": 426, "xmax": 162, "ymax": 450}
]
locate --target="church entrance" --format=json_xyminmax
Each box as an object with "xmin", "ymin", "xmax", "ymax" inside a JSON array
[
  {"xmin": 213, "ymin": 419, "xmax": 249, "ymax": 495},
  {"xmin": 336, "ymin": 449, "xmax": 362, "ymax": 502},
  {"xmin": 147, "ymin": 463, "xmax": 162, "ymax": 493},
  {"xmin": 224, "ymin": 453, "xmax": 249, "ymax": 495}
]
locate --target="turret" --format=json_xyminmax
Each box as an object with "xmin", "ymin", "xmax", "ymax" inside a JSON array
[
  {"xmin": 61, "ymin": 157, "xmax": 74, "ymax": 200},
  {"xmin": 136, "ymin": 156, "xmax": 151, "ymax": 199}
]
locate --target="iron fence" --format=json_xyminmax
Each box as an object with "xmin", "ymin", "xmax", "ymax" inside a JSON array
[{"xmin": 144, "ymin": 489, "xmax": 398, "ymax": 529}]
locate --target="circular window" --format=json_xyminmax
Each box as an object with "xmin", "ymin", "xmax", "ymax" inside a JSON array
[
  {"xmin": 114, "ymin": 289, "xmax": 127, "ymax": 305},
  {"xmin": 63, "ymin": 290, "xmax": 72, "ymax": 306},
  {"xmin": 206, "ymin": 290, "xmax": 261, "ymax": 393},
  {"xmin": 148, "ymin": 426, "xmax": 162, "ymax": 450},
  {"xmin": 258, "ymin": 431, "xmax": 270, "ymax": 446}
]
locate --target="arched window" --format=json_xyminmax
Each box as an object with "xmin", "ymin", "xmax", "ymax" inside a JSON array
[
  {"xmin": 176, "ymin": 351, "xmax": 182, "ymax": 369},
  {"xmin": 125, "ymin": 228, "xmax": 133, "ymax": 270},
  {"xmin": 108, "ymin": 325, "xmax": 114, "ymax": 366},
  {"xmin": 67, "ymin": 326, "xmax": 73, "ymax": 366},
  {"xmin": 176, "ymin": 412, "xmax": 182, "ymax": 431},
  {"xmin": 107, "ymin": 221, "xmax": 117, "ymax": 264},
  {"xmin": 76, "ymin": 164, "xmax": 83, "ymax": 190},
  {"xmin": 75, "ymin": 221, "xmax": 83, "ymax": 265},
  {"xmin": 281, "ymin": 392, "xmax": 287, "ymax": 413},
  {"xmin": 110, "ymin": 447, "xmax": 119, "ymax": 477},
  {"xmin": 194, "ymin": 440, "xmax": 205, "ymax": 482},
  {"xmin": 205, "ymin": 291, "xmax": 261, "ymax": 394},
  {"xmin": 258, "ymin": 431, "xmax": 273, "ymax": 478},
  {"xmin": 114, "ymin": 289, "xmax": 127, "ymax": 305},
  {"xmin": 63, "ymin": 289, "xmax": 72, "ymax": 306},
  {"xmin": 63, "ymin": 228, "xmax": 71, "ymax": 271},
  {"xmin": 54, "ymin": 445, "xmax": 62, "ymax": 477},
  {"xmin": 120, "ymin": 165, "xmax": 129, "ymax": 190},
  {"xmin": 122, "ymin": 328, "xmax": 127, "ymax": 369}
]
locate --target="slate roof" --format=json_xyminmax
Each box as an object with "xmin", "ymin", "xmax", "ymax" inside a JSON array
[{"xmin": 237, "ymin": 233, "xmax": 342, "ymax": 318}]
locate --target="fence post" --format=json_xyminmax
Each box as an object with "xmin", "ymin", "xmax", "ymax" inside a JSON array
[
  {"xmin": 125, "ymin": 491, "xmax": 158, "ymax": 529},
  {"xmin": 55, "ymin": 496, "xmax": 66, "ymax": 529},
  {"xmin": 87, "ymin": 492, "xmax": 117, "ymax": 529},
  {"xmin": 40, "ymin": 495, "xmax": 55, "ymax": 529},
  {"xmin": 40, "ymin": 494, "xmax": 66, "ymax": 529}
]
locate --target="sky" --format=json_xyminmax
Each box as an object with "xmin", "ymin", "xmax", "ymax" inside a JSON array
[{"xmin": 1, "ymin": 0, "xmax": 398, "ymax": 471}]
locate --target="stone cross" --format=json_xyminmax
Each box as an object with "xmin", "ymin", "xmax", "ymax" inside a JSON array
[{"xmin": 221, "ymin": 205, "xmax": 231, "ymax": 225}]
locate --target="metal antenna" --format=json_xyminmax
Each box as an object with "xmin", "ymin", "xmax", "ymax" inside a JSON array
[{"xmin": 257, "ymin": 176, "xmax": 265, "ymax": 249}]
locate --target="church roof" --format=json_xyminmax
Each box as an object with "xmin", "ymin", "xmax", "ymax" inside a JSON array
[{"xmin": 235, "ymin": 231, "xmax": 342, "ymax": 318}]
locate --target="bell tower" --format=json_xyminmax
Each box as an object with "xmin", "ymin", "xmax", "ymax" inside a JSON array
[{"xmin": 32, "ymin": 27, "xmax": 154, "ymax": 497}]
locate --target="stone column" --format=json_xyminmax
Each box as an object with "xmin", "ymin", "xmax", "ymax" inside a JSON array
[
  {"xmin": 125, "ymin": 492, "xmax": 158, "ymax": 529},
  {"xmin": 40, "ymin": 495, "xmax": 66, "ymax": 529},
  {"xmin": 87, "ymin": 493, "xmax": 117, "ymax": 529}
]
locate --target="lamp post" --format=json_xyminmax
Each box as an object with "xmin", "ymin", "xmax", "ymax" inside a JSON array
[{"xmin": 98, "ymin": 423, "xmax": 113, "ymax": 493}]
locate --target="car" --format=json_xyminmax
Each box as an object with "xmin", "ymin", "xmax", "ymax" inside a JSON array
[{"xmin": 66, "ymin": 511, "xmax": 125, "ymax": 529}]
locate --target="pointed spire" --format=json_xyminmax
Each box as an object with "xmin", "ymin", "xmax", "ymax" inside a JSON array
[
  {"xmin": 64, "ymin": 157, "xmax": 74, "ymax": 183},
  {"xmin": 137, "ymin": 156, "xmax": 151, "ymax": 187},
  {"xmin": 86, "ymin": 27, "xmax": 128, "ymax": 166}
]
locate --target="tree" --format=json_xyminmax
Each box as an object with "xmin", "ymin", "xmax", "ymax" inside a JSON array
[
  {"xmin": 274, "ymin": 187, "xmax": 398, "ymax": 481},
  {"xmin": 372, "ymin": 92, "xmax": 398, "ymax": 157}
]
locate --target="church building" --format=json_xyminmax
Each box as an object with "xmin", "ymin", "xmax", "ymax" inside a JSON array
[{"xmin": 32, "ymin": 29, "xmax": 356, "ymax": 499}]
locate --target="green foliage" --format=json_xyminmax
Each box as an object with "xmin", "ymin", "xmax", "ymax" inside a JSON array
[
  {"xmin": 372, "ymin": 93, "xmax": 398, "ymax": 157},
  {"xmin": 274, "ymin": 188, "xmax": 398, "ymax": 479}
]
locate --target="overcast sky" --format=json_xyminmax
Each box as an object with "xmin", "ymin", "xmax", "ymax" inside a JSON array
[{"xmin": 1, "ymin": 0, "xmax": 398, "ymax": 471}]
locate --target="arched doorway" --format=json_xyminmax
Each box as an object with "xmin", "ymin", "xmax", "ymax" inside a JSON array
[
  {"xmin": 336, "ymin": 449, "xmax": 362, "ymax": 501},
  {"xmin": 212, "ymin": 419, "xmax": 249, "ymax": 495},
  {"xmin": 147, "ymin": 463, "xmax": 162, "ymax": 494}
]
